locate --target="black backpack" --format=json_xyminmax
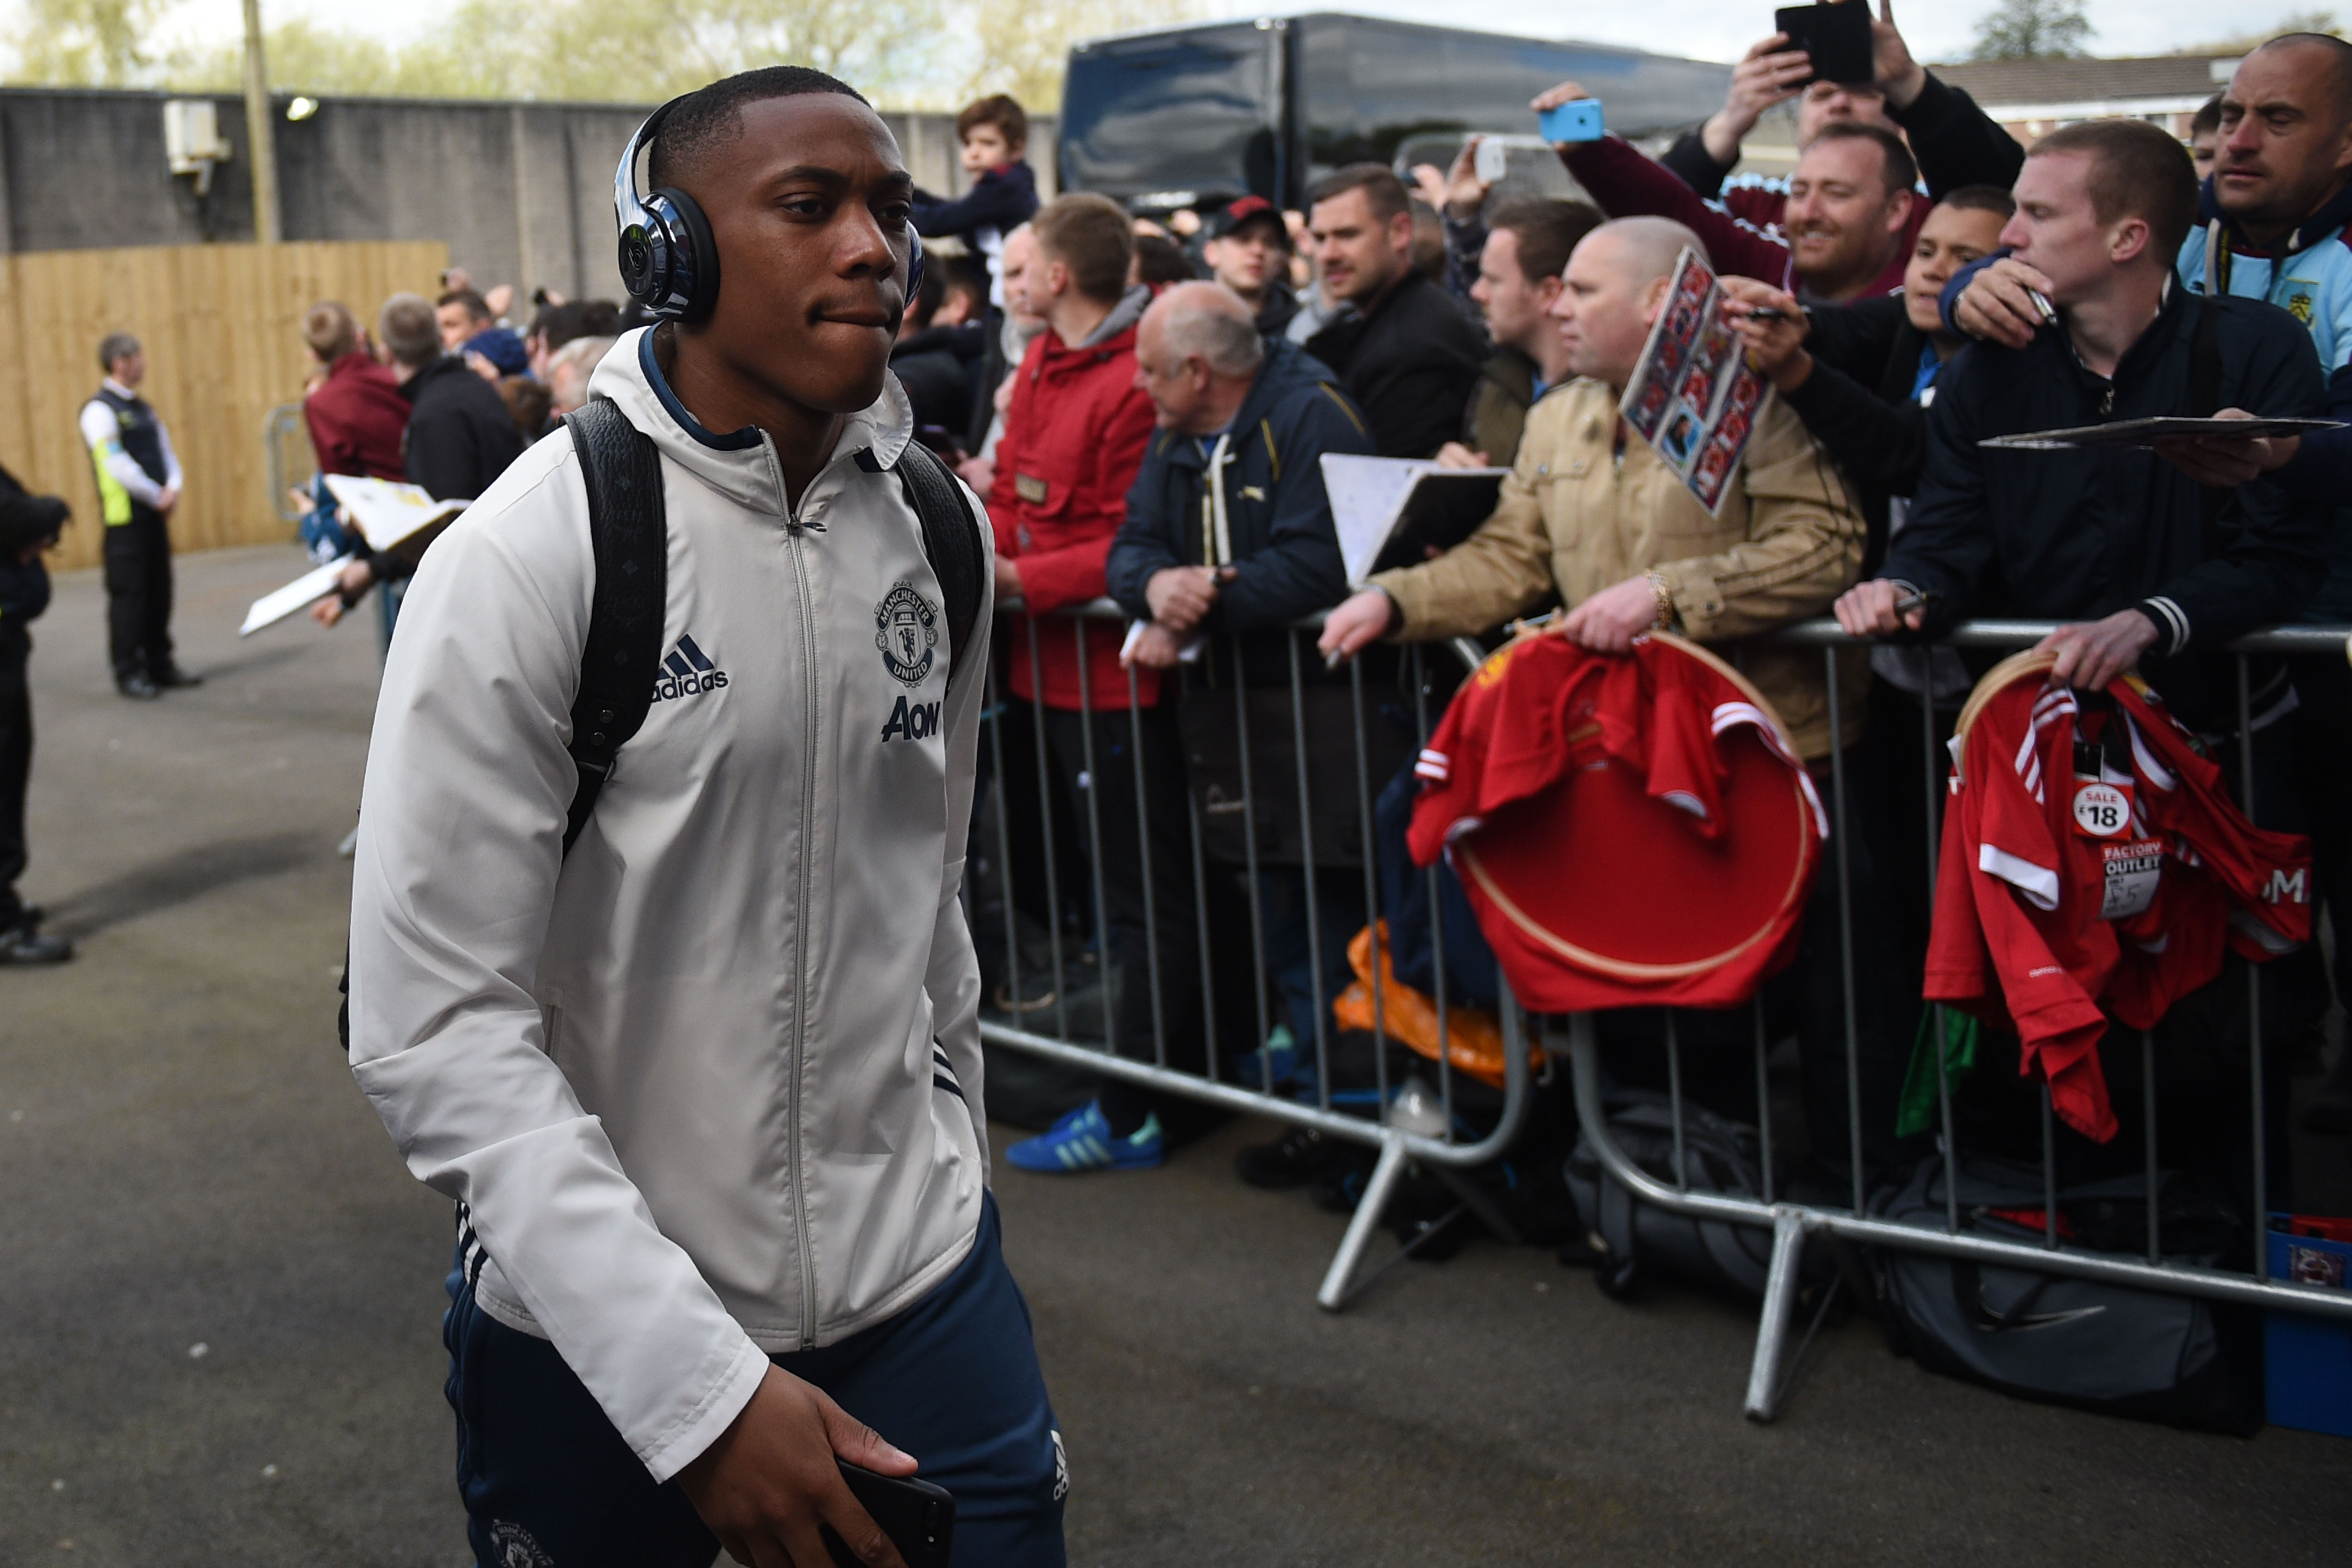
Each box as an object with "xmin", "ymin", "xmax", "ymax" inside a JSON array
[{"xmin": 338, "ymin": 399, "xmax": 986, "ymax": 1046}]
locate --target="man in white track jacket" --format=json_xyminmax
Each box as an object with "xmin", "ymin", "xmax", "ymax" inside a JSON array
[{"xmin": 347, "ymin": 68, "xmax": 1066, "ymax": 1568}]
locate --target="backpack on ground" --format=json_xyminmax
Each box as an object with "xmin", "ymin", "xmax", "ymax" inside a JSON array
[
  {"xmin": 338, "ymin": 400, "xmax": 985, "ymax": 1049},
  {"xmin": 1871, "ymin": 1152, "xmax": 2263, "ymax": 1435},
  {"xmin": 1564, "ymin": 1090, "xmax": 1783, "ymax": 1301}
]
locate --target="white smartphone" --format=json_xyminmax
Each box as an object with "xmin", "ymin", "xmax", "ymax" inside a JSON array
[{"xmin": 1473, "ymin": 136, "xmax": 1508, "ymax": 185}]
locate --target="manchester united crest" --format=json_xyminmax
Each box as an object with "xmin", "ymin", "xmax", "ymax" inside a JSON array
[{"xmin": 875, "ymin": 581, "xmax": 939, "ymax": 686}]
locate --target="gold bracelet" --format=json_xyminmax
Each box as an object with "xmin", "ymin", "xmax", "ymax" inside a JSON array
[{"xmin": 1646, "ymin": 570, "xmax": 1677, "ymax": 632}]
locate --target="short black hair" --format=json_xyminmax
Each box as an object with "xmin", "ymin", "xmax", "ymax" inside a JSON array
[
  {"xmin": 1936, "ymin": 183, "xmax": 2016, "ymax": 221},
  {"xmin": 648, "ymin": 66, "xmax": 871, "ymax": 193},
  {"xmin": 2191, "ymin": 93, "xmax": 2223, "ymax": 138}
]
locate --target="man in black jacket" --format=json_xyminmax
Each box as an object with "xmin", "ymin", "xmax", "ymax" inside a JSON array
[
  {"xmin": 0, "ymin": 470, "xmax": 72, "ymax": 964},
  {"xmin": 323, "ymin": 292, "xmax": 528, "ymax": 629},
  {"xmin": 1300, "ymin": 166, "xmax": 1485, "ymax": 460},
  {"xmin": 1838, "ymin": 118, "xmax": 2327, "ymax": 724}
]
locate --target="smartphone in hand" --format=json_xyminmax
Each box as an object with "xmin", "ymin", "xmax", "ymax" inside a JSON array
[
  {"xmin": 1774, "ymin": 2, "xmax": 1874, "ymax": 86},
  {"xmin": 1537, "ymin": 98, "xmax": 1603, "ymax": 145},
  {"xmin": 821, "ymin": 1460, "xmax": 955, "ymax": 1568}
]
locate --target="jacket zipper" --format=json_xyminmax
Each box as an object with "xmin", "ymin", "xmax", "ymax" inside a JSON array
[{"xmin": 767, "ymin": 433, "xmax": 824, "ymax": 1350}]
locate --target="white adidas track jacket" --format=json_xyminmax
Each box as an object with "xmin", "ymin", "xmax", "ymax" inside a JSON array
[{"xmin": 348, "ymin": 328, "xmax": 994, "ymax": 1483}]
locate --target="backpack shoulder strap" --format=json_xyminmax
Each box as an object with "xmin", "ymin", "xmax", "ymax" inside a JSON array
[
  {"xmin": 893, "ymin": 440, "xmax": 985, "ymax": 690},
  {"xmin": 561, "ymin": 395, "xmax": 667, "ymax": 856}
]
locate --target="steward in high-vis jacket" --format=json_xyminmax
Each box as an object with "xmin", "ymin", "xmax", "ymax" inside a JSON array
[{"xmin": 80, "ymin": 334, "xmax": 192, "ymax": 697}]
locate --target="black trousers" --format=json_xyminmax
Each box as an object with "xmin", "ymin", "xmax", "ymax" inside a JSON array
[
  {"xmin": 103, "ymin": 510, "xmax": 174, "ymax": 681},
  {"xmin": 0, "ymin": 627, "xmax": 29, "ymax": 926},
  {"xmin": 1038, "ymin": 702, "xmax": 1201, "ymax": 1132}
]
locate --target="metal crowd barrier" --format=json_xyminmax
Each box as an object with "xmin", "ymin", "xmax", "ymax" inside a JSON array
[
  {"xmin": 1577, "ymin": 618, "xmax": 2352, "ymax": 1421},
  {"xmin": 976, "ymin": 603, "xmax": 2352, "ymax": 1409},
  {"xmin": 975, "ymin": 600, "xmax": 1531, "ymax": 1311}
]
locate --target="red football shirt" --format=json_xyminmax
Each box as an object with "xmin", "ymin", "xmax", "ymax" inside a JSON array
[
  {"xmin": 1409, "ymin": 631, "xmax": 1824, "ymax": 1013},
  {"xmin": 1926, "ymin": 658, "xmax": 2309, "ymax": 1142}
]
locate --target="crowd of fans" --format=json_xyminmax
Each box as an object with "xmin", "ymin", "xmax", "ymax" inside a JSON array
[{"xmin": 946, "ymin": 21, "xmax": 2352, "ymax": 1219}]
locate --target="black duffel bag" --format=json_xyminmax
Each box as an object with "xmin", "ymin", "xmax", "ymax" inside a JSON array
[
  {"xmin": 1564, "ymin": 1090, "xmax": 1786, "ymax": 1301},
  {"xmin": 1871, "ymin": 1154, "xmax": 2263, "ymax": 1434}
]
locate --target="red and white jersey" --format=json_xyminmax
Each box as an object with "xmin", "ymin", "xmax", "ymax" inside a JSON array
[
  {"xmin": 1409, "ymin": 631, "xmax": 1824, "ymax": 1014},
  {"xmin": 1926, "ymin": 655, "xmax": 2309, "ymax": 1142}
]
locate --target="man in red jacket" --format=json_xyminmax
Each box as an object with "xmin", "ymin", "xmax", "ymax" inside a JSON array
[{"xmin": 989, "ymin": 194, "xmax": 1190, "ymax": 1173}]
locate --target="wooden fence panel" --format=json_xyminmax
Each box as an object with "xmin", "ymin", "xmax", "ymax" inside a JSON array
[{"xmin": 0, "ymin": 240, "xmax": 449, "ymax": 572}]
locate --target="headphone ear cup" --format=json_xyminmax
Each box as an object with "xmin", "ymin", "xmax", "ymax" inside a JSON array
[
  {"xmin": 654, "ymin": 186, "xmax": 721, "ymax": 324},
  {"xmin": 905, "ymin": 230, "xmax": 925, "ymax": 313}
]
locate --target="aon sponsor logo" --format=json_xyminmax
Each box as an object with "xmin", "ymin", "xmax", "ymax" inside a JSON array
[
  {"xmin": 881, "ymin": 694, "xmax": 941, "ymax": 742},
  {"xmin": 652, "ymin": 634, "xmax": 728, "ymax": 702}
]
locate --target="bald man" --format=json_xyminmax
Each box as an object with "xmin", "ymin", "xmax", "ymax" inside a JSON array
[
  {"xmin": 1321, "ymin": 217, "xmax": 1863, "ymax": 755},
  {"xmin": 1322, "ymin": 215, "xmax": 1899, "ymax": 1176}
]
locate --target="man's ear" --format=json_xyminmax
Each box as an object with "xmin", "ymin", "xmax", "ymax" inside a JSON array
[
  {"xmin": 2108, "ymin": 214, "xmax": 2153, "ymax": 267},
  {"xmin": 1638, "ymin": 274, "xmax": 1674, "ymax": 327},
  {"xmin": 1883, "ymin": 187, "xmax": 1916, "ymax": 238},
  {"xmin": 1534, "ymin": 274, "xmax": 1566, "ymax": 310},
  {"xmin": 1387, "ymin": 209, "xmax": 1415, "ymax": 256}
]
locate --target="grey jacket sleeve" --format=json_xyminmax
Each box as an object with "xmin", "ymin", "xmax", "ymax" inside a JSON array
[{"xmin": 346, "ymin": 447, "xmax": 770, "ymax": 1485}]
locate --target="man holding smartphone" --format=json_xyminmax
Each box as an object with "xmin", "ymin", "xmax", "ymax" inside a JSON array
[{"xmin": 348, "ymin": 67, "xmax": 1065, "ymax": 1567}]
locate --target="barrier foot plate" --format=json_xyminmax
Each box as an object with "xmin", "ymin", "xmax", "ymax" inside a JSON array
[{"xmin": 1316, "ymin": 1133, "xmax": 1410, "ymax": 1312}]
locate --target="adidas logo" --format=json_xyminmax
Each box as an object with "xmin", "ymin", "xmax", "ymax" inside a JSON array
[{"xmin": 652, "ymin": 633, "xmax": 728, "ymax": 702}]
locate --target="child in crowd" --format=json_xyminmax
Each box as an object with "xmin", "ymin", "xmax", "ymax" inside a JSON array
[{"xmin": 913, "ymin": 93, "xmax": 1041, "ymax": 308}]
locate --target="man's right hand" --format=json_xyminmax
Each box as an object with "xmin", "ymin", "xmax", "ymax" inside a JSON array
[
  {"xmin": 1433, "ymin": 441, "xmax": 1490, "ymax": 470},
  {"xmin": 1317, "ymin": 587, "xmax": 1396, "ymax": 662},
  {"xmin": 156, "ymin": 485, "xmax": 180, "ymax": 514},
  {"xmin": 1145, "ymin": 566, "xmax": 1224, "ymax": 632},
  {"xmin": 1702, "ymin": 34, "xmax": 1811, "ymax": 166},
  {"xmin": 1953, "ymin": 256, "xmax": 2057, "ymax": 350},
  {"xmin": 678, "ymin": 1365, "xmax": 916, "ymax": 1568},
  {"xmin": 1720, "ymin": 279, "xmax": 1813, "ymax": 392},
  {"xmin": 1834, "ymin": 578, "xmax": 1926, "ymax": 637}
]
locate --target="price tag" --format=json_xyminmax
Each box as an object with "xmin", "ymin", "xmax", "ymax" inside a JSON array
[
  {"xmin": 2099, "ymin": 839, "xmax": 2163, "ymax": 920},
  {"xmin": 2072, "ymin": 779, "xmax": 2132, "ymax": 838}
]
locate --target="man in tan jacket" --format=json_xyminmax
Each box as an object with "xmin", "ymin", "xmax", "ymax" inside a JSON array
[
  {"xmin": 1320, "ymin": 215, "xmax": 1865, "ymax": 760},
  {"xmin": 1324, "ymin": 216, "xmax": 1911, "ymax": 1185}
]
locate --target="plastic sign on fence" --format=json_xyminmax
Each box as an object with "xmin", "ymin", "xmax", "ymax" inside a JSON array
[{"xmin": 1617, "ymin": 248, "xmax": 1769, "ymax": 515}]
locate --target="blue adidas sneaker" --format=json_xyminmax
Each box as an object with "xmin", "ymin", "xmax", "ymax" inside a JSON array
[{"xmin": 1005, "ymin": 1102, "xmax": 1164, "ymax": 1173}]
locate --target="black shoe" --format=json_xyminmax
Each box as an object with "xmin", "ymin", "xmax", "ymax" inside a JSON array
[
  {"xmin": 152, "ymin": 665, "xmax": 203, "ymax": 688},
  {"xmin": 0, "ymin": 916, "xmax": 71, "ymax": 964},
  {"xmin": 117, "ymin": 673, "xmax": 160, "ymax": 700},
  {"xmin": 1235, "ymin": 1125, "xmax": 1344, "ymax": 1189}
]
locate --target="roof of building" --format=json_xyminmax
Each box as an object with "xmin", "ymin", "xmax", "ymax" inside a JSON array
[{"xmin": 1930, "ymin": 54, "xmax": 2238, "ymax": 111}]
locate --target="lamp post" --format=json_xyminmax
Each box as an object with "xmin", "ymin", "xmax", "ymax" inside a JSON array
[{"xmin": 241, "ymin": 0, "xmax": 280, "ymax": 244}]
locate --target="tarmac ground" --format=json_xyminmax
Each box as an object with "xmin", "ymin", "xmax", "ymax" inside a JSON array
[{"xmin": 3, "ymin": 544, "xmax": 2349, "ymax": 1566}]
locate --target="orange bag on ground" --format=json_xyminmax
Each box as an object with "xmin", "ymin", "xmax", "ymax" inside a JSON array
[{"xmin": 1331, "ymin": 921, "xmax": 1532, "ymax": 1090}]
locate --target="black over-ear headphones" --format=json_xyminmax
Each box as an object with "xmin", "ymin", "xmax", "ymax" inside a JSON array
[{"xmin": 612, "ymin": 93, "xmax": 924, "ymax": 326}]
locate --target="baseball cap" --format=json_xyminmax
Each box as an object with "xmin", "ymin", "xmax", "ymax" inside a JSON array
[{"xmin": 1210, "ymin": 195, "xmax": 1290, "ymax": 246}]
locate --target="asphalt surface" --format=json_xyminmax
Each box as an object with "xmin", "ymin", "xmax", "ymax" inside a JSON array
[{"xmin": 3, "ymin": 544, "xmax": 2348, "ymax": 1567}]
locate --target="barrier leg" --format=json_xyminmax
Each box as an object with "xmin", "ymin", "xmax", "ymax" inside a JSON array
[
  {"xmin": 1743, "ymin": 1209, "xmax": 1808, "ymax": 1422},
  {"xmin": 1317, "ymin": 1132, "xmax": 1410, "ymax": 1312}
]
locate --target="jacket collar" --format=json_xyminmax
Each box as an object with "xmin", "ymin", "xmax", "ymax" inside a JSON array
[
  {"xmin": 2198, "ymin": 171, "xmax": 2352, "ymax": 260},
  {"xmin": 588, "ymin": 326, "xmax": 915, "ymax": 514}
]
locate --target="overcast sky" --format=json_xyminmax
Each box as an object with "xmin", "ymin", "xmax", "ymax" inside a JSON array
[{"xmin": 172, "ymin": 0, "xmax": 2303, "ymax": 68}]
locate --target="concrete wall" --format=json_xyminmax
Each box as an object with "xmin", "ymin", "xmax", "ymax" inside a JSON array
[{"xmin": 0, "ymin": 87, "xmax": 1058, "ymax": 303}]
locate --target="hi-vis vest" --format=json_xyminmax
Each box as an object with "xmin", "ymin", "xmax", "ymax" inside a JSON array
[{"xmin": 87, "ymin": 386, "xmax": 167, "ymax": 526}]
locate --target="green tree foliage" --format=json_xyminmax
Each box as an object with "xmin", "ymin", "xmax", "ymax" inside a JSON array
[
  {"xmin": 8, "ymin": 0, "xmax": 168, "ymax": 84},
  {"xmin": 1970, "ymin": 0, "xmax": 2095, "ymax": 61},
  {"xmin": 7, "ymin": 0, "xmax": 1200, "ymax": 109}
]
